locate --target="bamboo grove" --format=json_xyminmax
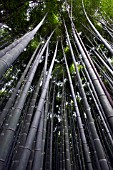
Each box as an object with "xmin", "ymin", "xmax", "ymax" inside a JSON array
[{"xmin": 0, "ymin": 0, "xmax": 113, "ymax": 170}]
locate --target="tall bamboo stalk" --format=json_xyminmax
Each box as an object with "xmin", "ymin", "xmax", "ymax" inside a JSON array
[
  {"xmin": 82, "ymin": 0, "xmax": 113, "ymax": 55},
  {"xmin": 0, "ymin": 32, "xmax": 53, "ymax": 170},
  {"xmin": 69, "ymin": 16, "xmax": 113, "ymax": 132},
  {"xmin": 0, "ymin": 14, "xmax": 47, "ymax": 78},
  {"xmin": 62, "ymin": 43, "xmax": 93, "ymax": 170},
  {"xmin": 0, "ymin": 43, "xmax": 41, "ymax": 128},
  {"xmin": 16, "ymin": 41, "xmax": 58, "ymax": 170}
]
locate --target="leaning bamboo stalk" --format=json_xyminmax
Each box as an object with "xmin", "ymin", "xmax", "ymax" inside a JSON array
[
  {"xmin": 69, "ymin": 17, "xmax": 113, "ymax": 132},
  {"xmin": 91, "ymin": 109, "xmax": 113, "ymax": 169},
  {"xmin": 40, "ymin": 91, "xmax": 49, "ymax": 170},
  {"xmin": 16, "ymin": 41, "xmax": 58, "ymax": 170},
  {"xmin": 0, "ymin": 43, "xmax": 41, "ymax": 128},
  {"xmin": 81, "ymin": 23, "xmax": 101, "ymax": 41},
  {"xmin": 32, "ymin": 109, "xmax": 44, "ymax": 170},
  {"xmin": 82, "ymin": 0, "xmax": 113, "ymax": 55},
  {"xmin": 0, "ymin": 32, "xmax": 53, "ymax": 169},
  {"xmin": 32, "ymin": 46, "xmax": 49, "ymax": 170},
  {"xmin": 97, "ymin": 17, "xmax": 113, "ymax": 33},
  {"xmin": 93, "ymin": 60, "xmax": 113, "ymax": 89},
  {"xmin": 81, "ymin": 60, "xmax": 113, "ymax": 136},
  {"xmin": 0, "ymin": 14, "xmax": 47, "ymax": 78},
  {"xmin": 0, "ymin": 44, "xmax": 43, "ymax": 131},
  {"xmin": 81, "ymin": 68, "xmax": 113, "ymax": 146},
  {"xmin": 40, "ymin": 47, "xmax": 50, "ymax": 170},
  {"xmin": 91, "ymin": 48, "xmax": 113, "ymax": 76},
  {"xmin": 62, "ymin": 43, "xmax": 93, "ymax": 170},
  {"xmin": 103, "ymin": 26, "xmax": 113, "ymax": 39},
  {"xmin": 43, "ymin": 81, "xmax": 53, "ymax": 170},
  {"xmin": 73, "ymin": 19, "xmax": 113, "ymax": 108},
  {"xmin": 86, "ymin": 35, "xmax": 113, "ymax": 71},
  {"xmin": 0, "ymin": 32, "xmax": 29, "ymax": 58},
  {"xmin": 64, "ymin": 20, "xmax": 110, "ymax": 169},
  {"xmin": 4, "ymin": 94, "xmax": 33, "ymax": 170},
  {"xmin": 0, "ymin": 74, "xmax": 27, "ymax": 132},
  {"xmin": 43, "ymin": 44, "xmax": 49, "ymax": 84},
  {"xmin": 10, "ymin": 71, "xmax": 43, "ymax": 169},
  {"xmin": 80, "ymin": 107, "xmax": 101, "ymax": 170}
]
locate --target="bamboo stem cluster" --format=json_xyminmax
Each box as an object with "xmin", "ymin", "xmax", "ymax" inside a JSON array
[{"xmin": 0, "ymin": 3, "xmax": 113, "ymax": 170}]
